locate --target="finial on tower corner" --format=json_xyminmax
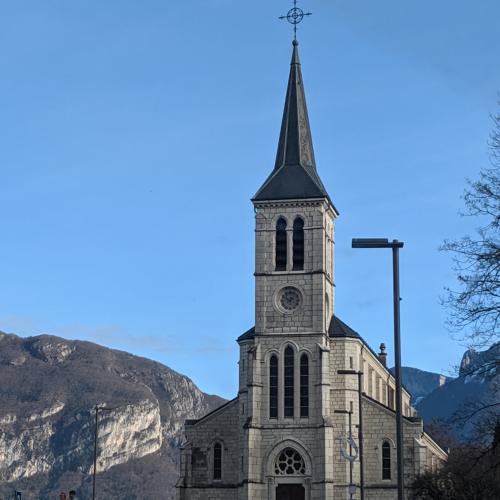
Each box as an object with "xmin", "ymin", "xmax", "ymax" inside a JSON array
[{"xmin": 279, "ymin": 1, "xmax": 312, "ymax": 42}]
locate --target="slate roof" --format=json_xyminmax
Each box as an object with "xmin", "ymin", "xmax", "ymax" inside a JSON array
[
  {"xmin": 237, "ymin": 326, "xmax": 255, "ymax": 342},
  {"xmin": 253, "ymin": 41, "xmax": 335, "ymax": 210},
  {"xmin": 328, "ymin": 316, "xmax": 362, "ymax": 339}
]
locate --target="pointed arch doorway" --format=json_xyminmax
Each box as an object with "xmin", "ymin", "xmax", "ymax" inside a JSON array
[
  {"xmin": 267, "ymin": 444, "xmax": 311, "ymax": 500},
  {"xmin": 276, "ymin": 484, "xmax": 305, "ymax": 500}
]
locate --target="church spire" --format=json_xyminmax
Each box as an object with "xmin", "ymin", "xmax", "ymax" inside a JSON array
[
  {"xmin": 253, "ymin": 41, "xmax": 333, "ymax": 206},
  {"xmin": 274, "ymin": 39, "xmax": 315, "ymax": 171}
]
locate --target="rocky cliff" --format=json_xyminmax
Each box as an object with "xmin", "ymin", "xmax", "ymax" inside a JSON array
[
  {"xmin": 393, "ymin": 367, "xmax": 453, "ymax": 405},
  {"xmin": 0, "ymin": 331, "xmax": 225, "ymax": 499}
]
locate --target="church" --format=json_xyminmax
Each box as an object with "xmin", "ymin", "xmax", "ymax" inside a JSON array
[{"xmin": 176, "ymin": 39, "xmax": 447, "ymax": 500}]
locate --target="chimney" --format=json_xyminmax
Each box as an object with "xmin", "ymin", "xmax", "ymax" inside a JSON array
[{"xmin": 378, "ymin": 343, "xmax": 387, "ymax": 367}]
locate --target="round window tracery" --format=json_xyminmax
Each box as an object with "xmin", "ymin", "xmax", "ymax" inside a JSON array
[
  {"xmin": 274, "ymin": 448, "xmax": 306, "ymax": 475},
  {"xmin": 278, "ymin": 286, "xmax": 302, "ymax": 313}
]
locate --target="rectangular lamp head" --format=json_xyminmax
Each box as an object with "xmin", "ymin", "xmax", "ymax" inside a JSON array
[{"xmin": 352, "ymin": 238, "xmax": 390, "ymax": 248}]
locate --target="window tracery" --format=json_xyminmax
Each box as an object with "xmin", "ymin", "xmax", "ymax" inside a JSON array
[{"xmin": 275, "ymin": 448, "xmax": 306, "ymax": 475}]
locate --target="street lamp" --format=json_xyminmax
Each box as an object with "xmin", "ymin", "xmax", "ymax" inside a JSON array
[
  {"xmin": 351, "ymin": 238, "xmax": 404, "ymax": 500},
  {"xmin": 338, "ymin": 369, "xmax": 364, "ymax": 500},
  {"xmin": 92, "ymin": 405, "xmax": 115, "ymax": 500}
]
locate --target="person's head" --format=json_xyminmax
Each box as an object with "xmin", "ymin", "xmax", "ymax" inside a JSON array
[{"xmin": 69, "ymin": 491, "xmax": 76, "ymax": 499}]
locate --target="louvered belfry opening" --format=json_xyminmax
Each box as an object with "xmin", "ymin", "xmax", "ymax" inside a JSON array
[
  {"xmin": 293, "ymin": 217, "xmax": 304, "ymax": 270},
  {"xmin": 276, "ymin": 218, "xmax": 288, "ymax": 271}
]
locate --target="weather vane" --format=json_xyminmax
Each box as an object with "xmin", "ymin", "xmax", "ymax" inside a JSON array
[{"xmin": 279, "ymin": 0, "xmax": 312, "ymax": 41}]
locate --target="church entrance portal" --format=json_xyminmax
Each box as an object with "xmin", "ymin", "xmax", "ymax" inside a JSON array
[{"xmin": 276, "ymin": 484, "xmax": 305, "ymax": 500}]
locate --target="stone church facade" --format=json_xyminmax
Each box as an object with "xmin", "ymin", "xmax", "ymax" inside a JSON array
[{"xmin": 176, "ymin": 41, "xmax": 446, "ymax": 500}]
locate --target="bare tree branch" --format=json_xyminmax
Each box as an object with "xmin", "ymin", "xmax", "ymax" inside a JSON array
[{"xmin": 441, "ymin": 105, "xmax": 500, "ymax": 349}]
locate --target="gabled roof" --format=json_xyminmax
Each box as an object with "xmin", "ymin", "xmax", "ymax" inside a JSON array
[{"xmin": 252, "ymin": 40, "xmax": 335, "ymax": 209}]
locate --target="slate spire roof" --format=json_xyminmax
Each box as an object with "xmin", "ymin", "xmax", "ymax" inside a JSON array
[{"xmin": 253, "ymin": 40, "xmax": 334, "ymax": 207}]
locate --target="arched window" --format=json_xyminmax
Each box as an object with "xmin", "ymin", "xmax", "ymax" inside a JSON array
[
  {"xmin": 284, "ymin": 346, "xmax": 294, "ymax": 418},
  {"xmin": 275, "ymin": 218, "xmax": 287, "ymax": 271},
  {"xmin": 292, "ymin": 217, "xmax": 304, "ymax": 270},
  {"xmin": 300, "ymin": 354, "xmax": 309, "ymax": 418},
  {"xmin": 382, "ymin": 441, "xmax": 391, "ymax": 480},
  {"xmin": 269, "ymin": 355, "xmax": 278, "ymax": 419},
  {"xmin": 213, "ymin": 442, "xmax": 222, "ymax": 480}
]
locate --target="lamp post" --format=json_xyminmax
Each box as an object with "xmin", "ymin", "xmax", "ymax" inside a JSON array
[
  {"xmin": 334, "ymin": 409, "xmax": 355, "ymax": 499},
  {"xmin": 92, "ymin": 405, "xmax": 115, "ymax": 500},
  {"xmin": 338, "ymin": 370, "xmax": 364, "ymax": 500},
  {"xmin": 351, "ymin": 238, "xmax": 404, "ymax": 500}
]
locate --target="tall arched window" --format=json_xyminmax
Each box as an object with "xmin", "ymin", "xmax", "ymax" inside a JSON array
[
  {"xmin": 213, "ymin": 442, "xmax": 222, "ymax": 480},
  {"xmin": 382, "ymin": 441, "xmax": 391, "ymax": 480},
  {"xmin": 284, "ymin": 346, "xmax": 295, "ymax": 418},
  {"xmin": 292, "ymin": 217, "xmax": 304, "ymax": 270},
  {"xmin": 275, "ymin": 218, "xmax": 287, "ymax": 271},
  {"xmin": 300, "ymin": 354, "xmax": 309, "ymax": 418},
  {"xmin": 269, "ymin": 355, "xmax": 278, "ymax": 419}
]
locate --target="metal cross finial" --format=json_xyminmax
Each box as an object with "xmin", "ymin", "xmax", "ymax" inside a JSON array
[{"xmin": 279, "ymin": 0, "xmax": 312, "ymax": 41}]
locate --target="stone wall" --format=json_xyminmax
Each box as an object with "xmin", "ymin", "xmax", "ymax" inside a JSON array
[{"xmin": 180, "ymin": 399, "xmax": 240, "ymax": 494}]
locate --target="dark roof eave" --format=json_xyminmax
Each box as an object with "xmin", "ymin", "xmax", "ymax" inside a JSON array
[
  {"xmin": 251, "ymin": 195, "xmax": 339, "ymax": 215},
  {"xmin": 237, "ymin": 326, "xmax": 255, "ymax": 342}
]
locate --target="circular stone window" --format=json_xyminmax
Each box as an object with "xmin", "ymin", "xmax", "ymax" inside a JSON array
[
  {"xmin": 277, "ymin": 286, "xmax": 302, "ymax": 313},
  {"xmin": 275, "ymin": 448, "xmax": 306, "ymax": 475}
]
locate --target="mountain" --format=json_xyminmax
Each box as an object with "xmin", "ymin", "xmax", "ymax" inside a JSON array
[
  {"xmin": 0, "ymin": 331, "xmax": 225, "ymax": 500},
  {"xmin": 415, "ymin": 343, "xmax": 500, "ymax": 441},
  {"xmin": 395, "ymin": 367, "xmax": 453, "ymax": 405}
]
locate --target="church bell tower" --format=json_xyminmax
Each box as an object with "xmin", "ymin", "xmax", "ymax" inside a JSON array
[{"xmin": 252, "ymin": 40, "xmax": 338, "ymax": 337}]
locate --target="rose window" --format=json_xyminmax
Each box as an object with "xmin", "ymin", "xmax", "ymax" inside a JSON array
[
  {"xmin": 274, "ymin": 448, "xmax": 306, "ymax": 475},
  {"xmin": 278, "ymin": 286, "xmax": 302, "ymax": 312}
]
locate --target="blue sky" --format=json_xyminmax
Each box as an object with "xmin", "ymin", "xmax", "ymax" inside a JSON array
[{"xmin": 1, "ymin": 1, "xmax": 499, "ymax": 399}]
